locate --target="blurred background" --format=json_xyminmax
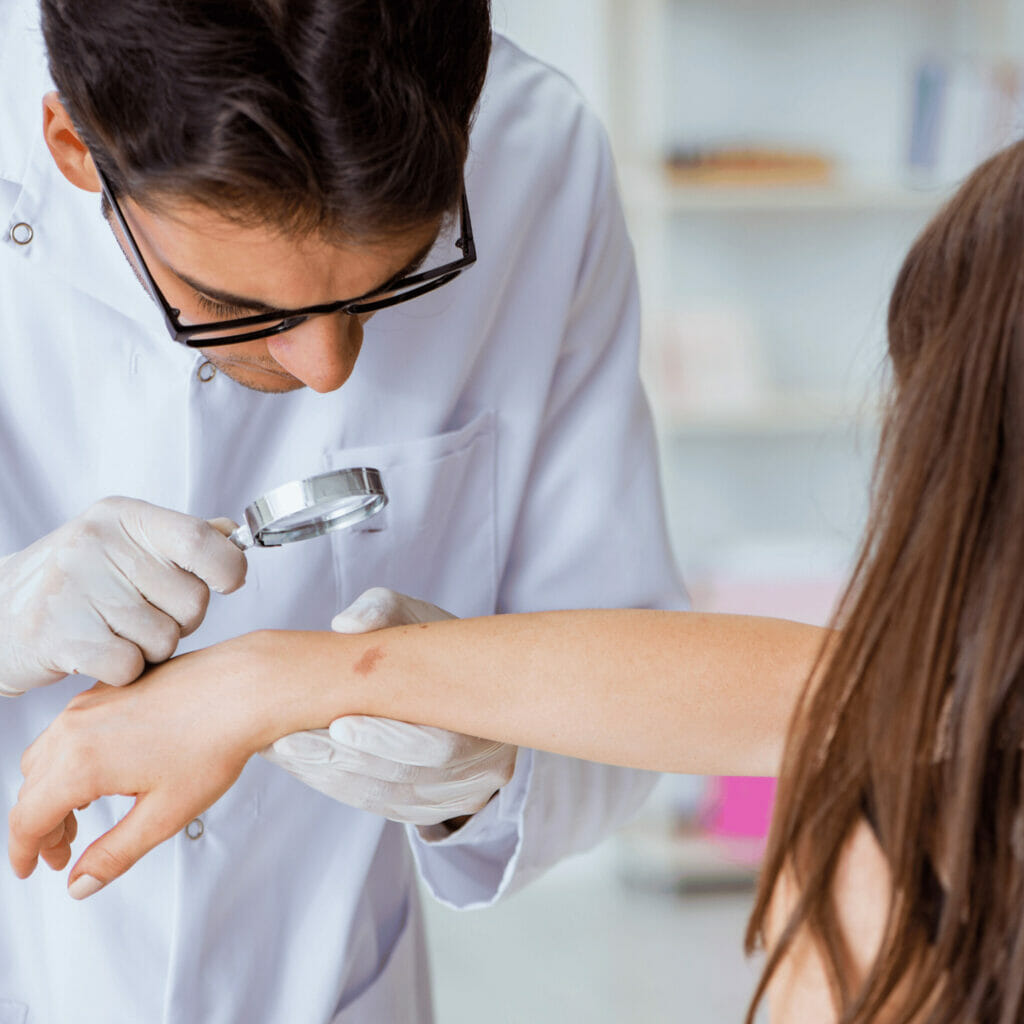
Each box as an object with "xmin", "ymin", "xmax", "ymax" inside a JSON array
[{"xmin": 423, "ymin": 1, "xmax": 1024, "ymax": 1019}]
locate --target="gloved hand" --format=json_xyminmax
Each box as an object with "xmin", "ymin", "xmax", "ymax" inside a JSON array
[
  {"xmin": 0, "ymin": 497, "xmax": 247, "ymax": 696},
  {"xmin": 261, "ymin": 588, "xmax": 517, "ymax": 827}
]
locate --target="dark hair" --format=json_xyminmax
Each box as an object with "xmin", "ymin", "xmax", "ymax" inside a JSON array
[
  {"xmin": 746, "ymin": 139, "xmax": 1024, "ymax": 1023},
  {"xmin": 41, "ymin": 0, "xmax": 491, "ymax": 237}
]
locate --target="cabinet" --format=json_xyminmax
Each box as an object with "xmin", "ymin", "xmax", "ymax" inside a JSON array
[{"xmin": 603, "ymin": 0, "xmax": 1024, "ymax": 606}]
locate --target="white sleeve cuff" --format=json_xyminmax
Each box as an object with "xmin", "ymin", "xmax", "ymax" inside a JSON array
[{"xmin": 406, "ymin": 748, "xmax": 534, "ymax": 908}]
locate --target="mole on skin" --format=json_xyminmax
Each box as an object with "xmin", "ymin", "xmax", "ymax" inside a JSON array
[{"xmin": 353, "ymin": 645, "xmax": 385, "ymax": 676}]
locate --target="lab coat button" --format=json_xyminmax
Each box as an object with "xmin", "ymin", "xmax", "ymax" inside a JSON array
[
  {"xmin": 185, "ymin": 818, "xmax": 205, "ymax": 840},
  {"xmin": 10, "ymin": 223, "xmax": 33, "ymax": 246},
  {"xmin": 197, "ymin": 360, "xmax": 217, "ymax": 383}
]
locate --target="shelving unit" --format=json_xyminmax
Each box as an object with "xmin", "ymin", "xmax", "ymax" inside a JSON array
[
  {"xmin": 604, "ymin": 0, "xmax": 1024, "ymax": 585},
  {"xmin": 658, "ymin": 392, "xmax": 882, "ymax": 438},
  {"xmin": 621, "ymin": 170, "xmax": 949, "ymax": 215}
]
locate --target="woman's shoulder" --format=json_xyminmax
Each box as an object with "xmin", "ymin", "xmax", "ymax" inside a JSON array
[{"xmin": 766, "ymin": 821, "xmax": 895, "ymax": 1022}]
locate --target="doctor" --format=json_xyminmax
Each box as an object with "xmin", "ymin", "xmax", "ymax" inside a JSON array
[{"xmin": 0, "ymin": 1, "xmax": 685, "ymax": 1022}]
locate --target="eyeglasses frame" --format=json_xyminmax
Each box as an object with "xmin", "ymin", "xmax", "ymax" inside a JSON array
[{"xmin": 96, "ymin": 166, "xmax": 477, "ymax": 348}]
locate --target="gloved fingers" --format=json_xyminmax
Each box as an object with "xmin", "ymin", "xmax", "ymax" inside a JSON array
[
  {"xmin": 330, "ymin": 587, "xmax": 455, "ymax": 633},
  {"xmin": 133, "ymin": 573, "xmax": 208, "ymax": 634},
  {"xmin": 262, "ymin": 734, "xmax": 516, "ymax": 799},
  {"xmin": 0, "ymin": 502, "xmax": 241, "ymax": 696},
  {"xmin": 6, "ymin": 607, "xmax": 147, "ymax": 690},
  {"xmin": 323, "ymin": 746, "xmax": 441, "ymax": 784},
  {"xmin": 383, "ymin": 752, "xmax": 517, "ymax": 806},
  {"xmin": 264, "ymin": 732, "xmax": 433, "ymax": 783},
  {"xmin": 263, "ymin": 728, "xmax": 334, "ymax": 761},
  {"xmin": 474, "ymin": 744, "xmax": 517, "ymax": 791},
  {"xmin": 31, "ymin": 584, "xmax": 128, "ymax": 685},
  {"xmin": 326, "ymin": 716, "xmax": 498, "ymax": 766},
  {"xmin": 51, "ymin": 632, "xmax": 147, "ymax": 689},
  {"xmin": 115, "ymin": 498, "xmax": 248, "ymax": 596},
  {"xmin": 94, "ymin": 597, "xmax": 183, "ymax": 666},
  {"xmin": 392, "ymin": 774, "xmax": 509, "ymax": 820},
  {"xmin": 259, "ymin": 749, "xmax": 401, "ymax": 808},
  {"xmin": 41, "ymin": 541, "xmax": 193, "ymax": 658},
  {"xmin": 270, "ymin": 721, "xmax": 515, "ymax": 777},
  {"xmin": 260, "ymin": 763, "xmax": 501, "ymax": 826},
  {"xmin": 1, "ymin": 648, "xmax": 64, "ymax": 696},
  {"xmin": 126, "ymin": 567, "xmax": 212, "ymax": 640}
]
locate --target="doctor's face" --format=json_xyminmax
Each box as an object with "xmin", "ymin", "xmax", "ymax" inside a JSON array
[{"xmin": 110, "ymin": 197, "xmax": 442, "ymax": 394}]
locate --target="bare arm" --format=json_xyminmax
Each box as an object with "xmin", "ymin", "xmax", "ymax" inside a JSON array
[
  {"xmin": 268, "ymin": 610, "xmax": 826, "ymax": 777},
  {"xmin": 9, "ymin": 609, "xmax": 826, "ymax": 892}
]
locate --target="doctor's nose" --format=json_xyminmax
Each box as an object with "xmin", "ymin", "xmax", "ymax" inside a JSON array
[{"xmin": 267, "ymin": 313, "xmax": 366, "ymax": 394}]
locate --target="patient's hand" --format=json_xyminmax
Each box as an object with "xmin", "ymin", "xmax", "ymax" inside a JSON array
[{"xmin": 8, "ymin": 636, "xmax": 280, "ymax": 899}]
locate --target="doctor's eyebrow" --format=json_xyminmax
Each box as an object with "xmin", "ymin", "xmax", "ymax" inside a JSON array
[{"xmin": 171, "ymin": 237, "xmax": 439, "ymax": 315}]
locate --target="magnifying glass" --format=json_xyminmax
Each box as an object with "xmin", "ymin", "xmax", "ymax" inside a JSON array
[{"xmin": 227, "ymin": 467, "xmax": 387, "ymax": 549}]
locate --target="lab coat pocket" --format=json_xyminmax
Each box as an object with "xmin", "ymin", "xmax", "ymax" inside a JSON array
[
  {"xmin": 324, "ymin": 411, "xmax": 498, "ymax": 617},
  {"xmin": 0, "ymin": 1000, "xmax": 27, "ymax": 1024},
  {"xmin": 329, "ymin": 896, "xmax": 432, "ymax": 1024}
]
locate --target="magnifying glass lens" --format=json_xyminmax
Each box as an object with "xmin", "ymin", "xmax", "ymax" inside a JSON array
[
  {"xmin": 256, "ymin": 493, "xmax": 384, "ymax": 545},
  {"xmin": 229, "ymin": 467, "xmax": 387, "ymax": 549}
]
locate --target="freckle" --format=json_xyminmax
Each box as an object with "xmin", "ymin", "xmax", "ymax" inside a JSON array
[
  {"xmin": 353, "ymin": 646, "xmax": 385, "ymax": 676},
  {"xmin": 419, "ymin": 624, "xmax": 429, "ymax": 630}
]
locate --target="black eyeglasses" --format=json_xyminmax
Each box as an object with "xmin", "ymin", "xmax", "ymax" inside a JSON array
[{"xmin": 97, "ymin": 168, "xmax": 477, "ymax": 348}]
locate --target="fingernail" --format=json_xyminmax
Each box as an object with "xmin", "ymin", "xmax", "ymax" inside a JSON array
[{"xmin": 68, "ymin": 874, "xmax": 104, "ymax": 900}]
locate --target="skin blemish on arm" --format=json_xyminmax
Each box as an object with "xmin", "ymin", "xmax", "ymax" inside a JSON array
[{"xmin": 353, "ymin": 645, "xmax": 385, "ymax": 677}]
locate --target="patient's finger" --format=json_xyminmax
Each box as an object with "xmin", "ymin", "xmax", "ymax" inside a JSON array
[
  {"xmin": 9, "ymin": 772, "xmax": 93, "ymax": 879},
  {"xmin": 40, "ymin": 812, "xmax": 78, "ymax": 872},
  {"xmin": 67, "ymin": 795, "xmax": 183, "ymax": 900}
]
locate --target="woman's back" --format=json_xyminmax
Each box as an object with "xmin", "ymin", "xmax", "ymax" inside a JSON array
[{"xmin": 767, "ymin": 822, "xmax": 944, "ymax": 1022}]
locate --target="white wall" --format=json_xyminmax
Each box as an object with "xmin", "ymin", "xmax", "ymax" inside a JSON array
[{"xmin": 491, "ymin": 0, "xmax": 613, "ymax": 124}]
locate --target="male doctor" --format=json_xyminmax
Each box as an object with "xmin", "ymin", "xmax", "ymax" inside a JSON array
[{"xmin": 0, "ymin": 0, "xmax": 685, "ymax": 1021}]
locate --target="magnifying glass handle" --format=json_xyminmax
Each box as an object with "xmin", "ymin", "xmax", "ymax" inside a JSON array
[
  {"xmin": 227, "ymin": 523, "xmax": 255, "ymax": 550},
  {"xmin": 207, "ymin": 517, "xmax": 254, "ymax": 551}
]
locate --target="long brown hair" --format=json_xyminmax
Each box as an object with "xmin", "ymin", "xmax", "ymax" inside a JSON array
[{"xmin": 747, "ymin": 139, "xmax": 1024, "ymax": 1023}]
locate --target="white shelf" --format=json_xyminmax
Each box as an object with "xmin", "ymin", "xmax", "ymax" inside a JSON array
[
  {"xmin": 621, "ymin": 165, "xmax": 952, "ymax": 215},
  {"xmin": 652, "ymin": 394, "xmax": 883, "ymax": 436}
]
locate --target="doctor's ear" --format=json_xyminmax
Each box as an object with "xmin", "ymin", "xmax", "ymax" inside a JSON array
[{"xmin": 42, "ymin": 92, "xmax": 101, "ymax": 194}]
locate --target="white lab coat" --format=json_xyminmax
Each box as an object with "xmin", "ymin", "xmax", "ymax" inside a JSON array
[{"xmin": 0, "ymin": 4, "xmax": 686, "ymax": 1022}]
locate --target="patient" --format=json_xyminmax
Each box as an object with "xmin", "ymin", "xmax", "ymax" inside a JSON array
[{"xmin": 12, "ymin": 138, "xmax": 1024, "ymax": 1023}]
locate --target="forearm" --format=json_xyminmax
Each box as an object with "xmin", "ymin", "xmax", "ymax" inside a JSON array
[
  {"xmin": 5, "ymin": 609, "xmax": 824, "ymax": 892},
  {"xmin": 250, "ymin": 610, "xmax": 828, "ymax": 776}
]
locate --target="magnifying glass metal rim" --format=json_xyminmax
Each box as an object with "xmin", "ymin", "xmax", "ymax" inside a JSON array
[{"xmin": 229, "ymin": 467, "xmax": 387, "ymax": 549}]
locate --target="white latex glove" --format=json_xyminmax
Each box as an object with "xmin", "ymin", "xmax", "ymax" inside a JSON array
[
  {"xmin": 0, "ymin": 497, "xmax": 247, "ymax": 696},
  {"xmin": 262, "ymin": 588, "xmax": 517, "ymax": 827}
]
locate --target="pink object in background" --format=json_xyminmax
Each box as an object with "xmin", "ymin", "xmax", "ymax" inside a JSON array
[
  {"xmin": 698, "ymin": 777, "xmax": 778, "ymax": 866},
  {"xmin": 702, "ymin": 776, "xmax": 778, "ymax": 838},
  {"xmin": 687, "ymin": 539, "xmax": 849, "ymax": 865}
]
